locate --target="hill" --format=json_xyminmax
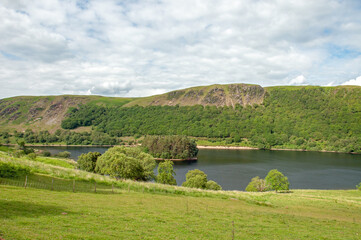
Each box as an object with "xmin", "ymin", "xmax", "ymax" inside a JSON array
[{"xmin": 1, "ymin": 84, "xmax": 361, "ymax": 153}]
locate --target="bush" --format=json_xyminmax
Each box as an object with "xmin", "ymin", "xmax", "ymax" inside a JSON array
[
  {"xmin": 156, "ymin": 160, "xmax": 176, "ymax": 185},
  {"xmin": 182, "ymin": 169, "xmax": 222, "ymax": 190},
  {"xmin": 42, "ymin": 151, "xmax": 51, "ymax": 157},
  {"xmin": 206, "ymin": 180, "xmax": 222, "ymax": 190},
  {"xmin": 27, "ymin": 153, "xmax": 37, "ymax": 160},
  {"xmin": 95, "ymin": 146, "xmax": 156, "ymax": 181},
  {"xmin": 0, "ymin": 162, "xmax": 30, "ymax": 178},
  {"xmin": 56, "ymin": 151, "xmax": 71, "ymax": 158},
  {"xmin": 265, "ymin": 169, "xmax": 289, "ymax": 192},
  {"xmin": 77, "ymin": 152, "xmax": 101, "ymax": 173},
  {"xmin": 357, "ymin": 183, "xmax": 361, "ymax": 191},
  {"xmin": 182, "ymin": 169, "xmax": 207, "ymax": 189},
  {"xmin": 245, "ymin": 176, "xmax": 269, "ymax": 192}
]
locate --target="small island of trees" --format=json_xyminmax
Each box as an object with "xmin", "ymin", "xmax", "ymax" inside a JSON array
[{"xmin": 142, "ymin": 135, "xmax": 198, "ymax": 160}]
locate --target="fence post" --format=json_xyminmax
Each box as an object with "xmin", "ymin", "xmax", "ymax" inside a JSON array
[
  {"xmin": 24, "ymin": 175, "xmax": 28, "ymax": 188},
  {"xmin": 73, "ymin": 179, "xmax": 75, "ymax": 193},
  {"xmin": 94, "ymin": 182, "xmax": 96, "ymax": 193},
  {"xmin": 51, "ymin": 178, "xmax": 54, "ymax": 191},
  {"xmin": 232, "ymin": 221, "xmax": 234, "ymax": 240}
]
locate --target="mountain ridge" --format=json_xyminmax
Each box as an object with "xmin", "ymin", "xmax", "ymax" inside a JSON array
[{"xmin": 1, "ymin": 83, "xmax": 361, "ymax": 133}]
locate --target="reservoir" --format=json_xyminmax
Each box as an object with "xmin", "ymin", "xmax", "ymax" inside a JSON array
[{"xmin": 36, "ymin": 146, "xmax": 361, "ymax": 190}]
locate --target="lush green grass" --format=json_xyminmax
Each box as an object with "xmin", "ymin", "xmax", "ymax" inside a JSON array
[
  {"xmin": 0, "ymin": 150, "xmax": 361, "ymax": 239},
  {"xmin": 0, "ymin": 185, "xmax": 360, "ymax": 239},
  {"xmin": 0, "ymin": 150, "xmax": 360, "ymax": 239},
  {"xmin": 32, "ymin": 156, "xmax": 77, "ymax": 169}
]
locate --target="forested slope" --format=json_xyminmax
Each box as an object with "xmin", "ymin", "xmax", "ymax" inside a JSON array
[{"xmin": 1, "ymin": 84, "xmax": 361, "ymax": 153}]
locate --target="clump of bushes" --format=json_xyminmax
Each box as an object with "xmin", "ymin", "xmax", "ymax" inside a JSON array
[
  {"xmin": 245, "ymin": 176, "xmax": 269, "ymax": 192},
  {"xmin": 0, "ymin": 162, "xmax": 31, "ymax": 178},
  {"xmin": 182, "ymin": 169, "xmax": 222, "ymax": 191},
  {"xmin": 56, "ymin": 151, "xmax": 71, "ymax": 158},
  {"xmin": 357, "ymin": 183, "xmax": 361, "ymax": 191},
  {"xmin": 42, "ymin": 151, "xmax": 51, "ymax": 157},
  {"xmin": 77, "ymin": 152, "xmax": 101, "ymax": 173},
  {"xmin": 246, "ymin": 169, "xmax": 289, "ymax": 192},
  {"xmin": 142, "ymin": 135, "xmax": 198, "ymax": 159},
  {"xmin": 95, "ymin": 146, "xmax": 156, "ymax": 181},
  {"xmin": 27, "ymin": 153, "xmax": 37, "ymax": 160}
]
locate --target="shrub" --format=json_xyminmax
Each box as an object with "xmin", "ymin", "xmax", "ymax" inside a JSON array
[
  {"xmin": 0, "ymin": 162, "xmax": 30, "ymax": 178},
  {"xmin": 182, "ymin": 169, "xmax": 222, "ymax": 190},
  {"xmin": 245, "ymin": 176, "xmax": 269, "ymax": 192},
  {"xmin": 157, "ymin": 160, "xmax": 176, "ymax": 185},
  {"xmin": 182, "ymin": 169, "xmax": 207, "ymax": 189},
  {"xmin": 206, "ymin": 180, "xmax": 222, "ymax": 190},
  {"xmin": 42, "ymin": 151, "xmax": 51, "ymax": 157},
  {"xmin": 77, "ymin": 152, "xmax": 101, "ymax": 173},
  {"xmin": 95, "ymin": 146, "xmax": 156, "ymax": 181},
  {"xmin": 265, "ymin": 169, "xmax": 289, "ymax": 192},
  {"xmin": 27, "ymin": 153, "xmax": 37, "ymax": 160},
  {"xmin": 56, "ymin": 151, "xmax": 71, "ymax": 158},
  {"xmin": 357, "ymin": 183, "xmax": 361, "ymax": 191}
]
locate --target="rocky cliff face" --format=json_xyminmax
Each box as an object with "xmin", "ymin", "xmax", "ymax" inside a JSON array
[
  {"xmin": 128, "ymin": 83, "xmax": 265, "ymax": 107},
  {"xmin": 0, "ymin": 83, "xmax": 266, "ymax": 131},
  {"xmin": 0, "ymin": 96, "xmax": 91, "ymax": 132}
]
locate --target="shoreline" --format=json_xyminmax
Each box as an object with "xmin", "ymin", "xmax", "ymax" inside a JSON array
[
  {"xmin": 2, "ymin": 143, "xmax": 358, "ymax": 154},
  {"xmin": 197, "ymin": 145, "xmax": 359, "ymax": 154}
]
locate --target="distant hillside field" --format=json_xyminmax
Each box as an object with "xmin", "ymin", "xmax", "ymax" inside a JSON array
[{"xmin": 1, "ymin": 84, "xmax": 361, "ymax": 153}]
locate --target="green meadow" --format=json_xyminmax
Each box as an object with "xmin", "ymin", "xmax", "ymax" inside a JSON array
[{"xmin": 0, "ymin": 150, "xmax": 360, "ymax": 239}]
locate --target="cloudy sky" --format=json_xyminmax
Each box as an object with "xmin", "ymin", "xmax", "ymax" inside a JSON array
[{"xmin": 1, "ymin": 0, "xmax": 361, "ymax": 99}]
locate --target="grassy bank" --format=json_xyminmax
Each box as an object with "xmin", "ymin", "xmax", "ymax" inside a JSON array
[
  {"xmin": 1, "ymin": 150, "xmax": 360, "ymax": 239},
  {"xmin": 0, "ymin": 185, "xmax": 360, "ymax": 239}
]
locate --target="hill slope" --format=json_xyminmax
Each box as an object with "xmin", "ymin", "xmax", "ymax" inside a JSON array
[
  {"xmin": 0, "ymin": 83, "xmax": 265, "ymax": 131},
  {"xmin": 1, "ymin": 84, "xmax": 361, "ymax": 153}
]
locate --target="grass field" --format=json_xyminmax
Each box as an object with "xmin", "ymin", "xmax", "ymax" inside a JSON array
[
  {"xmin": 0, "ymin": 150, "xmax": 360, "ymax": 239},
  {"xmin": 0, "ymin": 185, "xmax": 360, "ymax": 239}
]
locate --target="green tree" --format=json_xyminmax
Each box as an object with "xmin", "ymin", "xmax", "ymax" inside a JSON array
[
  {"xmin": 156, "ymin": 160, "xmax": 176, "ymax": 185},
  {"xmin": 77, "ymin": 152, "xmax": 101, "ymax": 173},
  {"xmin": 245, "ymin": 176, "xmax": 269, "ymax": 192},
  {"xmin": 205, "ymin": 180, "xmax": 222, "ymax": 190},
  {"xmin": 95, "ymin": 146, "xmax": 156, "ymax": 181},
  {"xmin": 56, "ymin": 151, "xmax": 71, "ymax": 158},
  {"xmin": 265, "ymin": 169, "xmax": 289, "ymax": 192},
  {"xmin": 182, "ymin": 169, "xmax": 207, "ymax": 189}
]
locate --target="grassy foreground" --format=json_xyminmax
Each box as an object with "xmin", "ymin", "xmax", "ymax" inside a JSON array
[
  {"xmin": 0, "ymin": 151, "xmax": 360, "ymax": 239},
  {"xmin": 0, "ymin": 186, "xmax": 360, "ymax": 239}
]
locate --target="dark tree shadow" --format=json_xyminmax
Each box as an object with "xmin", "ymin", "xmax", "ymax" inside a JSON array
[{"xmin": 0, "ymin": 200, "xmax": 74, "ymax": 219}]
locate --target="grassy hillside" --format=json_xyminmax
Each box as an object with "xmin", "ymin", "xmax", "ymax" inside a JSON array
[
  {"xmin": 1, "ymin": 186, "xmax": 360, "ymax": 239},
  {"xmin": 1, "ymin": 84, "xmax": 361, "ymax": 152},
  {"xmin": 0, "ymin": 95, "xmax": 133, "ymax": 132},
  {"xmin": 0, "ymin": 149, "xmax": 360, "ymax": 239}
]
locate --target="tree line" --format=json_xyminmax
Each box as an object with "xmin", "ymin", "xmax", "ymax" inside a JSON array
[{"xmin": 60, "ymin": 87, "xmax": 361, "ymax": 153}]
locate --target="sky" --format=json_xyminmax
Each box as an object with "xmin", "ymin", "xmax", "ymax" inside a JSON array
[{"xmin": 1, "ymin": 0, "xmax": 361, "ymax": 99}]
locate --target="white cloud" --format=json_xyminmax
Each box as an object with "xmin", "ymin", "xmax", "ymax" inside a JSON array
[
  {"xmin": 341, "ymin": 76, "xmax": 361, "ymax": 86},
  {"xmin": 1, "ymin": 0, "xmax": 361, "ymax": 98},
  {"xmin": 289, "ymin": 75, "xmax": 307, "ymax": 85}
]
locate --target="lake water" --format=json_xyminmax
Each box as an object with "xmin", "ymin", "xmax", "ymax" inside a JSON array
[{"xmin": 36, "ymin": 146, "xmax": 361, "ymax": 191}]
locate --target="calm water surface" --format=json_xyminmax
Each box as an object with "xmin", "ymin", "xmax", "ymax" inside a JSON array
[{"xmin": 36, "ymin": 146, "xmax": 361, "ymax": 190}]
